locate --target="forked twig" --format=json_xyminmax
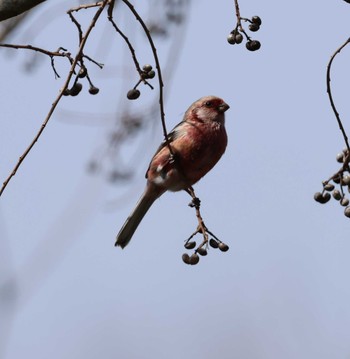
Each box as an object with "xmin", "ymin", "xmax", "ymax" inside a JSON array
[{"xmin": 121, "ymin": 0, "xmax": 173, "ymax": 155}]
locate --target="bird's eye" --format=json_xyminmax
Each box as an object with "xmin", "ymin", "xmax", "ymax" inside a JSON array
[{"xmin": 205, "ymin": 101, "xmax": 212, "ymax": 107}]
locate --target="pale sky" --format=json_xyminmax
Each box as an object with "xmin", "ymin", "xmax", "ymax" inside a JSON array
[{"xmin": 1, "ymin": 1, "xmax": 350, "ymax": 358}]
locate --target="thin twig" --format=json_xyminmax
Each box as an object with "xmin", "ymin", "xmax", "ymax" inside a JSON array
[
  {"xmin": 326, "ymin": 37, "xmax": 350, "ymax": 151},
  {"xmin": 68, "ymin": 11, "xmax": 83, "ymax": 43},
  {"xmin": 0, "ymin": 44, "xmax": 73, "ymax": 78},
  {"xmin": 121, "ymin": 0, "xmax": 173, "ymax": 155},
  {"xmin": 0, "ymin": 43, "xmax": 72, "ymax": 58},
  {"xmin": 234, "ymin": 0, "xmax": 243, "ymax": 31},
  {"xmin": 83, "ymin": 54, "xmax": 104, "ymax": 69},
  {"xmin": 0, "ymin": 0, "xmax": 109, "ymax": 197},
  {"xmin": 186, "ymin": 187, "xmax": 208, "ymax": 244},
  {"xmin": 108, "ymin": 15, "xmax": 153, "ymax": 89},
  {"xmin": 69, "ymin": 1, "xmax": 105, "ymax": 13}
]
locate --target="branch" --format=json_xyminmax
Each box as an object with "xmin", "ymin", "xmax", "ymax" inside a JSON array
[
  {"xmin": 182, "ymin": 187, "xmax": 229, "ymax": 265},
  {"xmin": 108, "ymin": 15, "xmax": 153, "ymax": 89},
  {"xmin": 0, "ymin": 0, "xmax": 47, "ymax": 21},
  {"xmin": 0, "ymin": 43, "xmax": 71, "ymax": 58},
  {"xmin": 326, "ymin": 37, "xmax": 350, "ymax": 151},
  {"xmin": 121, "ymin": 0, "xmax": 173, "ymax": 155},
  {"xmin": 0, "ymin": 0, "xmax": 109, "ymax": 197}
]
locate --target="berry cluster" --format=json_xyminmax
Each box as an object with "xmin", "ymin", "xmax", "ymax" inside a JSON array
[
  {"xmin": 182, "ymin": 230, "xmax": 229, "ymax": 265},
  {"xmin": 227, "ymin": 16, "xmax": 262, "ymax": 52},
  {"xmin": 127, "ymin": 64, "xmax": 155, "ymax": 100},
  {"xmin": 63, "ymin": 65, "xmax": 99, "ymax": 97},
  {"xmin": 314, "ymin": 148, "xmax": 350, "ymax": 218}
]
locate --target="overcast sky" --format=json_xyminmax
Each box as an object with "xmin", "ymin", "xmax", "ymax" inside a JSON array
[{"xmin": 1, "ymin": 1, "xmax": 350, "ymax": 358}]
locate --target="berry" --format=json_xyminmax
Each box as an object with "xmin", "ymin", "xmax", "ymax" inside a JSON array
[
  {"xmin": 89, "ymin": 86, "xmax": 99, "ymax": 95},
  {"xmin": 322, "ymin": 192, "xmax": 331, "ymax": 203},
  {"xmin": 251, "ymin": 16, "xmax": 262, "ymax": 25},
  {"xmin": 333, "ymin": 190, "xmax": 342, "ymax": 200},
  {"xmin": 341, "ymin": 197, "xmax": 349, "ymax": 206},
  {"xmin": 184, "ymin": 241, "xmax": 196, "ymax": 249},
  {"xmin": 249, "ymin": 23, "xmax": 260, "ymax": 32},
  {"xmin": 218, "ymin": 243, "xmax": 229, "ymax": 252},
  {"xmin": 246, "ymin": 40, "xmax": 261, "ymax": 51},
  {"xmin": 182, "ymin": 253, "xmax": 191, "ymax": 264},
  {"xmin": 147, "ymin": 70, "xmax": 156, "ymax": 79},
  {"xmin": 70, "ymin": 82, "xmax": 82, "ymax": 96},
  {"xmin": 189, "ymin": 253, "xmax": 200, "ymax": 265},
  {"xmin": 197, "ymin": 247, "xmax": 208, "ymax": 256},
  {"xmin": 314, "ymin": 192, "xmax": 323, "ymax": 202},
  {"xmin": 333, "ymin": 175, "xmax": 341, "ymax": 184},
  {"xmin": 127, "ymin": 89, "xmax": 140, "ymax": 100},
  {"xmin": 78, "ymin": 67, "xmax": 87, "ymax": 78},
  {"xmin": 235, "ymin": 33, "xmax": 243, "ymax": 44},
  {"xmin": 324, "ymin": 183, "xmax": 335, "ymax": 191},
  {"xmin": 336, "ymin": 153, "xmax": 344, "ymax": 163},
  {"xmin": 142, "ymin": 64, "xmax": 153, "ymax": 72},
  {"xmin": 209, "ymin": 238, "xmax": 219, "ymax": 248},
  {"xmin": 227, "ymin": 33, "xmax": 236, "ymax": 45},
  {"xmin": 344, "ymin": 206, "xmax": 350, "ymax": 218},
  {"xmin": 314, "ymin": 192, "xmax": 331, "ymax": 204},
  {"xmin": 342, "ymin": 175, "xmax": 350, "ymax": 185}
]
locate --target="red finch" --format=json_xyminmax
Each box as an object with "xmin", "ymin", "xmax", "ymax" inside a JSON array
[{"xmin": 115, "ymin": 95, "xmax": 230, "ymax": 248}]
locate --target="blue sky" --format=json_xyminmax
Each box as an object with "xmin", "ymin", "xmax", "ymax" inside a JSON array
[{"xmin": 1, "ymin": 1, "xmax": 350, "ymax": 358}]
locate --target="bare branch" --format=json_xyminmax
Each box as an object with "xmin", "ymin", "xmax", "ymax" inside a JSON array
[
  {"xmin": 326, "ymin": 37, "xmax": 350, "ymax": 151},
  {"xmin": 121, "ymin": 0, "xmax": 173, "ymax": 155},
  {"xmin": 108, "ymin": 12, "xmax": 154, "ymax": 89},
  {"xmin": 0, "ymin": 0, "xmax": 109, "ymax": 197}
]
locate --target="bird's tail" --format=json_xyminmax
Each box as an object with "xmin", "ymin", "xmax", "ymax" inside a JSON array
[{"xmin": 115, "ymin": 187, "xmax": 162, "ymax": 249}]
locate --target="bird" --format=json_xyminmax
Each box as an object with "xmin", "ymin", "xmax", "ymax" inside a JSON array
[{"xmin": 115, "ymin": 95, "xmax": 230, "ymax": 248}]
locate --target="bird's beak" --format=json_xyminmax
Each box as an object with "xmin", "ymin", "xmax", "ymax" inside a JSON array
[{"xmin": 218, "ymin": 103, "xmax": 230, "ymax": 113}]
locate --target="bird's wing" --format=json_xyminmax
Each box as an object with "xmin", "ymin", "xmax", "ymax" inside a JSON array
[{"xmin": 145, "ymin": 120, "xmax": 185, "ymax": 178}]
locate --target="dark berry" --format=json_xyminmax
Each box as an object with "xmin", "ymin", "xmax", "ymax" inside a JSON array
[
  {"xmin": 218, "ymin": 243, "xmax": 229, "ymax": 252},
  {"xmin": 333, "ymin": 190, "xmax": 342, "ymax": 200},
  {"xmin": 251, "ymin": 16, "xmax": 262, "ymax": 25},
  {"xmin": 182, "ymin": 253, "xmax": 191, "ymax": 264},
  {"xmin": 89, "ymin": 86, "xmax": 99, "ymax": 95},
  {"xmin": 147, "ymin": 70, "xmax": 155, "ymax": 79},
  {"xmin": 336, "ymin": 153, "xmax": 344, "ymax": 163},
  {"xmin": 70, "ymin": 82, "xmax": 83, "ymax": 96},
  {"xmin": 344, "ymin": 206, "xmax": 350, "ymax": 218},
  {"xmin": 246, "ymin": 40, "xmax": 261, "ymax": 51},
  {"xmin": 142, "ymin": 64, "xmax": 153, "ymax": 72},
  {"xmin": 197, "ymin": 247, "xmax": 207, "ymax": 256},
  {"xmin": 323, "ymin": 192, "xmax": 331, "ymax": 203},
  {"xmin": 78, "ymin": 67, "xmax": 87, "ymax": 78},
  {"xmin": 249, "ymin": 23, "xmax": 260, "ymax": 32},
  {"xmin": 189, "ymin": 253, "xmax": 200, "ymax": 265},
  {"xmin": 314, "ymin": 192, "xmax": 331, "ymax": 204},
  {"xmin": 209, "ymin": 238, "xmax": 219, "ymax": 248},
  {"xmin": 184, "ymin": 241, "xmax": 196, "ymax": 250},
  {"xmin": 341, "ymin": 197, "xmax": 349, "ymax": 206},
  {"xmin": 235, "ymin": 33, "xmax": 243, "ymax": 44},
  {"xmin": 314, "ymin": 192, "xmax": 323, "ymax": 202},
  {"xmin": 333, "ymin": 175, "xmax": 341, "ymax": 184},
  {"xmin": 324, "ymin": 183, "xmax": 335, "ymax": 191},
  {"xmin": 342, "ymin": 176, "xmax": 350, "ymax": 185},
  {"xmin": 127, "ymin": 89, "xmax": 140, "ymax": 100},
  {"xmin": 227, "ymin": 33, "xmax": 236, "ymax": 45}
]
